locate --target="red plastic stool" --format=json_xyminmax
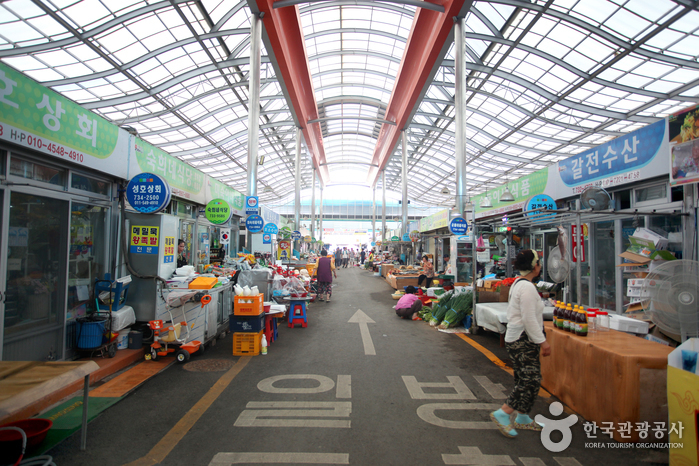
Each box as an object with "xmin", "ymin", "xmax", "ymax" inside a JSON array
[
  {"xmin": 264, "ymin": 314, "xmax": 275, "ymax": 343},
  {"xmin": 288, "ymin": 300, "xmax": 307, "ymax": 328}
]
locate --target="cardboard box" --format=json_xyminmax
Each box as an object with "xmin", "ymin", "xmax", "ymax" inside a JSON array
[
  {"xmin": 484, "ymin": 279, "xmax": 499, "ymax": 290},
  {"xmin": 632, "ymin": 227, "xmax": 669, "ymax": 250},
  {"xmin": 667, "ymin": 339, "xmax": 699, "ymax": 465},
  {"xmin": 618, "ymin": 251, "xmax": 652, "ymax": 266}
]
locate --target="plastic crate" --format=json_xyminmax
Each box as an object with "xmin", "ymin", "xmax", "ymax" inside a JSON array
[
  {"xmin": 233, "ymin": 330, "xmax": 262, "ymax": 356},
  {"xmin": 229, "ymin": 313, "xmax": 265, "ymax": 333},
  {"xmin": 234, "ymin": 294, "xmax": 264, "ymax": 316}
]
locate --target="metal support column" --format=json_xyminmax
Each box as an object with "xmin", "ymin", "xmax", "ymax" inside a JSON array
[
  {"xmin": 246, "ymin": 12, "xmax": 262, "ymax": 252},
  {"xmin": 372, "ymin": 186, "xmax": 376, "ymax": 246},
  {"xmin": 382, "ymin": 171, "xmax": 387, "ymax": 245},
  {"xmin": 454, "ymin": 16, "xmax": 467, "ymax": 217},
  {"xmin": 319, "ymin": 184, "xmax": 324, "ymax": 246},
  {"xmin": 310, "ymin": 168, "xmax": 316, "ymax": 250},
  {"xmin": 294, "ymin": 128, "xmax": 302, "ymax": 256},
  {"xmin": 401, "ymin": 131, "xmax": 408, "ymax": 238}
]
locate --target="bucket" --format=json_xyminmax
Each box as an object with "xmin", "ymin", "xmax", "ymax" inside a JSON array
[
  {"xmin": 116, "ymin": 327, "xmax": 131, "ymax": 350},
  {"xmin": 76, "ymin": 316, "xmax": 107, "ymax": 349},
  {"xmin": 128, "ymin": 330, "xmax": 143, "ymax": 349}
]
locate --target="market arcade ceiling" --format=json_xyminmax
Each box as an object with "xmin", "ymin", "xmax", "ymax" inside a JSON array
[{"xmin": 1, "ymin": 0, "xmax": 698, "ymax": 207}]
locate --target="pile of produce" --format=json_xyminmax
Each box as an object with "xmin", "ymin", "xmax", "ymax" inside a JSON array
[
  {"xmin": 428, "ymin": 290, "xmax": 474, "ymax": 329},
  {"xmin": 494, "ymin": 277, "xmax": 517, "ymax": 291}
]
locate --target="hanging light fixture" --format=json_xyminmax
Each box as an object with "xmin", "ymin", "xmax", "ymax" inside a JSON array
[
  {"xmin": 480, "ymin": 195, "xmax": 493, "ymax": 208},
  {"xmin": 500, "ymin": 172, "xmax": 515, "ymax": 202},
  {"xmin": 500, "ymin": 186, "xmax": 515, "ymax": 202}
]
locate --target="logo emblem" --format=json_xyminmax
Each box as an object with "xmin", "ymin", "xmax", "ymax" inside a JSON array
[{"xmin": 535, "ymin": 402, "xmax": 578, "ymax": 452}]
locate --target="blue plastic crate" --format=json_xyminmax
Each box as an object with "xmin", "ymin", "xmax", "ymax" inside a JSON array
[{"xmin": 229, "ymin": 313, "xmax": 265, "ymax": 333}]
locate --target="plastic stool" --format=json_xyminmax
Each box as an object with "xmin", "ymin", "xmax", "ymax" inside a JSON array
[
  {"xmin": 264, "ymin": 314, "xmax": 275, "ymax": 343},
  {"xmin": 288, "ymin": 300, "xmax": 307, "ymax": 328}
]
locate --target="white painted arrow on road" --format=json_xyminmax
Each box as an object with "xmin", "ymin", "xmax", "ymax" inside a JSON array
[{"xmin": 348, "ymin": 309, "xmax": 376, "ymax": 356}]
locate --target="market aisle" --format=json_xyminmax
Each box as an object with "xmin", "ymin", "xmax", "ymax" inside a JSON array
[{"xmin": 48, "ymin": 266, "xmax": 666, "ymax": 465}]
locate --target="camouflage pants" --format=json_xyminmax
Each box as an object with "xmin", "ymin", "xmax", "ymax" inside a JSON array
[{"xmin": 505, "ymin": 333, "xmax": 542, "ymax": 414}]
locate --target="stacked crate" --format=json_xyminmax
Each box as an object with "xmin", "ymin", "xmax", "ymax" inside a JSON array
[{"xmin": 231, "ymin": 294, "xmax": 264, "ymax": 355}]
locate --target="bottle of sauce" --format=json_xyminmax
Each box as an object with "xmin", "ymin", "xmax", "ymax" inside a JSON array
[
  {"xmin": 576, "ymin": 307, "xmax": 588, "ymax": 337},
  {"xmin": 564, "ymin": 304, "xmax": 572, "ymax": 332}
]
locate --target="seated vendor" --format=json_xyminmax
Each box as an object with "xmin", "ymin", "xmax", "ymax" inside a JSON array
[
  {"xmin": 177, "ymin": 239, "xmax": 188, "ymax": 268},
  {"xmin": 395, "ymin": 286, "xmax": 422, "ymax": 320}
]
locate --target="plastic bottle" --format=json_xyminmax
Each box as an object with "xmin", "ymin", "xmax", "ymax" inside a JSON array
[
  {"xmin": 562, "ymin": 304, "xmax": 571, "ymax": 332},
  {"xmin": 577, "ymin": 307, "xmax": 588, "ymax": 337},
  {"xmin": 587, "ymin": 309, "xmax": 597, "ymax": 335},
  {"xmin": 597, "ymin": 310, "xmax": 610, "ymax": 332},
  {"xmin": 553, "ymin": 301, "xmax": 560, "ymax": 328},
  {"xmin": 261, "ymin": 334, "xmax": 268, "ymax": 355},
  {"xmin": 573, "ymin": 306, "xmax": 580, "ymax": 334}
]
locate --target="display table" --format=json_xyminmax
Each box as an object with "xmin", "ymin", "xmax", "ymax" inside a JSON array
[
  {"xmin": 386, "ymin": 274, "xmax": 420, "ymax": 289},
  {"xmin": 0, "ymin": 361, "xmax": 100, "ymax": 450},
  {"xmin": 541, "ymin": 322, "xmax": 672, "ymax": 442},
  {"xmin": 474, "ymin": 302, "xmax": 554, "ymax": 336},
  {"xmin": 380, "ymin": 264, "xmax": 394, "ymax": 277}
]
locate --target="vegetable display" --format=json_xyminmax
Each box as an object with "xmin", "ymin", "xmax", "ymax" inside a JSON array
[{"xmin": 437, "ymin": 291, "xmax": 474, "ymax": 329}]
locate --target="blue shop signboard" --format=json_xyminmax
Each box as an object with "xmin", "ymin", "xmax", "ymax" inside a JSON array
[
  {"xmin": 557, "ymin": 119, "xmax": 665, "ymax": 187},
  {"xmin": 449, "ymin": 217, "xmax": 468, "ymax": 235},
  {"xmin": 263, "ymin": 233, "xmax": 271, "ymax": 244},
  {"xmin": 524, "ymin": 194, "xmax": 556, "ymax": 223},
  {"xmin": 246, "ymin": 215, "xmax": 264, "ymax": 233},
  {"xmin": 126, "ymin": 173, "xmax": 171, "ymax": 214},
  {"xmin": 263, "ymin": 223, "xmax": 279, "ymax": 235},
  {"xmin": 292, "ymin": 230, "xmax": 302, "ymax": 240},
  {"xmin": 245, "ymin": 196, "xmax": 259, "ymax": 215}
]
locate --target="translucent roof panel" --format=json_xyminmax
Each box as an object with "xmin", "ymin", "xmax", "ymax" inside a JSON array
[{"xmin": 1, "ymin": 0, "xmax": 698, "ymax": 207}]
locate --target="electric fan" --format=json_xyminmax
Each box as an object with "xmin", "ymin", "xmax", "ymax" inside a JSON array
[
  {"xmin": 580, "ymin": 186, "xmax": 612, "ymax": 211},
  {"xmin": 547, "ymin": 226, "xmax": 573, "ymax": 284},
  {"xmin": 641, "ymin": 260, "xmax": 699, "ymax": 342}
]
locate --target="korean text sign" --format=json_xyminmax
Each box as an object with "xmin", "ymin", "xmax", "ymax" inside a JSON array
[
  {"xmin": 206, "ymin": 199, "xmax": 232, "ymax": 225},
  {"xmin": 0, "ymin": 62, "xmax": 121, "ymax": 170},
  {"xmin": 130, "ymin": 226, "xmax": 159, "ymax": 255}
]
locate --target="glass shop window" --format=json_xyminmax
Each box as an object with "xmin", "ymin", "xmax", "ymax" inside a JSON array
[
  {"xmin": 10, "ymin": 157, "xmax": 66, "ymax": 187},
  {"xmin": 649, "ymin": 215, "xmax": 683, "ymax": 259},
  {"xmin": 71, "ymin": 173, "xmax": 110, "ymax": 197},
  {"xmin": 635, "ymin": 184, "xmax": 666, "ymax": 204},
  {"xmin": 614, "ymin": 189, "xmax": 631, "ymax": 210}
]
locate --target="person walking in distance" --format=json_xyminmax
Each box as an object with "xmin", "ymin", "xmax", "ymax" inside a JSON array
[
  {"xmin": 316, "ymin": 249, "xmax": 337, "ymax": 303},
  {"xmin": 342, "ymin": 247, "xmax": 349, "ymax": 268}
]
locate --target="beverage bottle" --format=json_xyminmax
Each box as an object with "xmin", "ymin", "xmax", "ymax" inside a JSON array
[
  {"xmin": 553, "ymin": 301, "xmax": 560, "ymax": 328},
  {"xmin": 261, "ymin": 334, "xmax": 268, "ymax": 355},
  {"xmin": 573, "ymin": 306, "xmax": 580, "ymax": 334},
  {"xmin": 577, "ymin": 307, "xmax": 588, "ymax": 337},
  {"xmin": 587, "ymin": 309, "xmax": 597, "ymax": 335},
  {"xmin": 556, "ymin": 302, "xmax": 564, "ymax": 329},
  {"xmin": 564, "ymin": 304, "xmax": 572, "ymax": 332}
]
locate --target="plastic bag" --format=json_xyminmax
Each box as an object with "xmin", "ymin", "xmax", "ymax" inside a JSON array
[
  {"xmin": 283, "ymin": 276, "xmax": 307, "ymax": 297},
  {"xmin": 476, "ymin": 235, "xmax": 486, "ymax": 252}
]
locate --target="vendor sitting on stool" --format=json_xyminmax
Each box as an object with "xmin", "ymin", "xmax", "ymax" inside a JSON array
[
  {"xmin": 395, "ymin": 286, "xmax": 422, "ymax": 321},
  {"xmin": 177, "ymin": 239, "xmax": 188, "ymax": 268}
]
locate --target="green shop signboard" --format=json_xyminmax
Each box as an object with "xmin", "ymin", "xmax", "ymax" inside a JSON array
[
  {"xmin": 135, "ymin": 137, "xmax": 205, "ymax": 197},
  {"xmin": 205, "ymin": 199, "xmax": 232, "ymax": 225},
  {"xmin": 472, "ymin": 167, "xmax": 549, "ymax": 216},
  {"xmin": 391, "ymin": 236, "xmax": 400, "ymax": 242},
  {"xmin": 0, "ymin": 63, "xmax": 122, "ymax": 173},
  {"xmin": 208, "ymin": 178, "xmax": 245, "ymax": 212}
]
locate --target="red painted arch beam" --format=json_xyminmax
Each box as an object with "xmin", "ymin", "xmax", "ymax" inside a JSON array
[
  {"xmin": 367, "ymin": 0, "xmax": 467, "ymax": 187},
  {"xmin": 255, "ymin": 0, "xmax": 329, "ymax": 185}
]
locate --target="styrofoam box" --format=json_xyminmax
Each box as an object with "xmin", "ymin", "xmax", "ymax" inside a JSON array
[
  {"xmin": 626, "ymin": 286, "xmax": 651, "ymax": 298},
  {"xmin": 609, "ymin": 314, "xmax": 649, "ymax": 334},
  {"xmin": 627, "ymin": 278, "xmax": 648, "ymax": 287}
]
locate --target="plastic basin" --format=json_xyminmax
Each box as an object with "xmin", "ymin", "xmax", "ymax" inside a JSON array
[{"xmin": 0, "ymin": 418, "xmax": 52, "ymax": 463}]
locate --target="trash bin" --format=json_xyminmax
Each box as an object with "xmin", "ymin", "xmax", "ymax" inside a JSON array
[
  {"xmin": 128, "ymin": 330, "xmax": 143, "ymax": 349},
  {"xmin": 76, "ymin": 316, "xmax": 107, "ymax": 349}
]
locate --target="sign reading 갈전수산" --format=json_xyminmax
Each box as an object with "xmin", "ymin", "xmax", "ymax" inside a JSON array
[
  {"xmin": 205, "ymin": 199, "xmax": 232, "ymax": 224},
  {"xmin": 0, "ymin": 62, "xmax": 123, "ymax": 171}
]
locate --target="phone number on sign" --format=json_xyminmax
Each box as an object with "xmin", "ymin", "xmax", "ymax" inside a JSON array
[{"xmin": 0, "ymin": 125, "xmax": 85, "ymax": 163}]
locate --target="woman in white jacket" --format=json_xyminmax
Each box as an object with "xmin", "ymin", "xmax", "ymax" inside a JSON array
[{"xmin": 490, "ymin": 249, "xmax": 551, "ymax": 438}]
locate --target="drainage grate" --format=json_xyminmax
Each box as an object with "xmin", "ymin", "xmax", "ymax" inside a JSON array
[{"xmin": 183, "ymin": 359, "xmax": 235, "ymax": 372}]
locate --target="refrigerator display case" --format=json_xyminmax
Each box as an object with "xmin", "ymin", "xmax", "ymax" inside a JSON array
[{"xmin": 450, "ymin": 235, "xmax": 474, "ymax": 284}]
